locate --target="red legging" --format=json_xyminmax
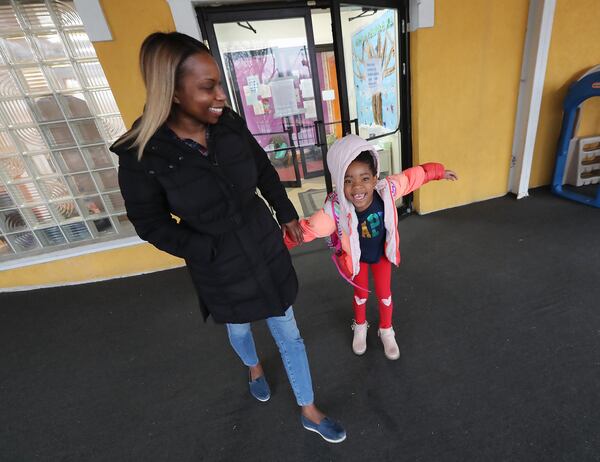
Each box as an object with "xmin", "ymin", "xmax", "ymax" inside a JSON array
[{"xmin": 352, "ymin": 257, "xmax": 393, "ymax": 328}]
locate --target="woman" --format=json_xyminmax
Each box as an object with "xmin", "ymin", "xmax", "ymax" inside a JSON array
[{"xmin": 111, "ymin": 32, "xmax": 346, "ymax": 443}]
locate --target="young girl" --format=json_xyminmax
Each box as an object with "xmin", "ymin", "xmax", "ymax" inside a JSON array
[{"xmin": 286, "ymin": 134, "xmax": 457, "ymax": 359}]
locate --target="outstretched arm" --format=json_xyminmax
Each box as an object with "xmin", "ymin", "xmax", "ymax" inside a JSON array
[
  {"xmin": 246, "ymin": 127, "xmax": 299, "ymax": 225},
  {"xmin": 386, "ymin": 162, "xmax": 457, "ymax": 200},
  {"xmin": 243, "ymin": 124, "xmax": 304, "ymax": 241}
]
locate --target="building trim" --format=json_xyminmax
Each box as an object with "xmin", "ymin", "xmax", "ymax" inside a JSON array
[
  {"xmin": 73, "ymin": 0, "xmax": 112, "ymax": 41},
  {"xmin": 0, "ymin": 236, "xmax": 144, "ymax": 271},
  {"xmin": 0, "ymin": 263, "xmax": 184, "ymax": 293},
  {"xmin": 166, "ymin": 0, "xmax": 203, "ymax": 40},
  {"xmin": 509, "ymin": 0, "xmax": 556, "ymax": 199}
]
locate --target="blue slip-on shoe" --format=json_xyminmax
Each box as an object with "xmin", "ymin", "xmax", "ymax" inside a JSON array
[
  {"xmin": 248, "ymin": 375, "xmax": 270, "ymax": 402},
  {"xmin": 301, "ymin": 415, "xmax": 347, "ymax": 443}
]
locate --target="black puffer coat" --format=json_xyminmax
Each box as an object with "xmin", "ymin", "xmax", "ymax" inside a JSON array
[{"xmin": 111, "ymin": 108, "xmax": 299, "ymax": 323}]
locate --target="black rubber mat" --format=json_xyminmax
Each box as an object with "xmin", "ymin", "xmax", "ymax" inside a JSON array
[{"xmin": 1, "ymin": 189, "xmax": 599, "ymax": 461}]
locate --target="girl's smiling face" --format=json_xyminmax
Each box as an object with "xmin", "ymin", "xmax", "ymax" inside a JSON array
[{"xmin": 343, "ymin": 159, "xmax": 378, "ymax": 212}]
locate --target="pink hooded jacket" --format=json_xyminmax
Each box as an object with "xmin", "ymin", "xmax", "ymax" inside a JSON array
[{"xmin": 286, "ymin": 134, "xmax": 445, "ymax": 278}]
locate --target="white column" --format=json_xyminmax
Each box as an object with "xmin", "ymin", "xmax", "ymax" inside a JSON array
[
  {"xmin": 409, "ymin": 0, "xmax": 435, "ymax": 31},
  {"xmin": 508, "ymin": 0, "xmax": 556, "ymax": 199},
  {"xmin": 166, "ymin": 0, "xmax": 203, "ymax": 41},
  {"xmin": 73, "ymin": 0, "xmax": 112, "ymax": 41}
]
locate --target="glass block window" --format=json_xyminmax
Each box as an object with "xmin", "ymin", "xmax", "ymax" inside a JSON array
[{"xmin": 0, "ymin": 0, "xmax": 133, "ymax": 262}]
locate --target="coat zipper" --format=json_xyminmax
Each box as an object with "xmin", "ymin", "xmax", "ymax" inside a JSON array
[{"xmin": 206, "ymin": 125, "xmax": 218, "ymax": 166}]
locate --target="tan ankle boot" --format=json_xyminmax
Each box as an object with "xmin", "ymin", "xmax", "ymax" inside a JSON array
[
  {"xmin": 378, "ymin": 327, "xmax": 400, "ymax": 360},
  {"xmin": 351, "ymin": 320, "xmax": 369, "ymax": 355}
]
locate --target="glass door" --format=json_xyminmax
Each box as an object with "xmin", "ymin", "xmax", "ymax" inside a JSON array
[
  {"xmin": 331, "ymin": 0, "xmax": 410, "ymax": 183},
  {"xmin": 201, "ymin": 7, "xmax": 330, "ymax": 218},
  {"xmin": 313, "ymin": 43, "xmax": 343, "ymax": 177}
]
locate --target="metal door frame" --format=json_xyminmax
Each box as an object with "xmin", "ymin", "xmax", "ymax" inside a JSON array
[
  {"xmin": 196, "ymin": 1, "xmax": 412, "ymax": 198},
  {"xmin": 330, "ymin": 0, "xmax": 412, "ymax": 173},
  {"xmin": 197, "ymin": 5, "xmax": 331, "ymax": 189}
]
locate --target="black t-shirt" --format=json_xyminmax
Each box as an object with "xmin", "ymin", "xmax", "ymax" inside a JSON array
[{"xmin": 356, "ymin": 193, "xmax": 385, "ymax": 263}]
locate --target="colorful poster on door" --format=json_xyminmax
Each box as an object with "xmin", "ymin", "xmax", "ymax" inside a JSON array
[{"xmin": 351, "ymin": 10, "xmax": 398, "ymax": 129}]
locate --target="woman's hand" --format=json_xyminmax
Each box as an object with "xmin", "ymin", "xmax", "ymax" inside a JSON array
[
  {"xmin": 444, "ymin": 170, "xmax": 458, "ymax": 181},
  {"xmin": 282, "ymin": 219, "xmax": 304, "ymax": 244}
]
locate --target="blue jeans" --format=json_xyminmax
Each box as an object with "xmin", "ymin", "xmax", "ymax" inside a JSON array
[{"xmin": 226, "ymin": 307, "xmax": 314, "ymax": 406}]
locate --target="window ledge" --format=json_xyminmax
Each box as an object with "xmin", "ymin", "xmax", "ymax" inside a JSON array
[{"xmin": 0, "ymin": 236, "xmax": 144, "ymax": 271}]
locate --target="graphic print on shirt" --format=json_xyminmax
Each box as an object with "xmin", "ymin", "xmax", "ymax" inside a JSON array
[
  {"xmin": 356, "ymin": 193, "xmax": 385, "ymax": 263},
  {"xmin": 360, "ymin": 211, "xmax": 384, "ymax": 239}
]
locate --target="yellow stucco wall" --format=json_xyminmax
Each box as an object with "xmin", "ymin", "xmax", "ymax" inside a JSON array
[
  {"xmin": 0, "ymin": 0, "xmax": 180, "ymax": 290},
  {"xmin": 410, "ymin": 0, "xmax": 528, "ymax": 213},
  {"xmin": 530, "ymin": 0, "xmax": 600, "ymax": 187},
  {"xmin": 94, "ymin": 0, "xmax": 176, "ymax": 127},
  {"xmin": 0, "ymin": 244, "xmax": 183, "ymax": 290}
]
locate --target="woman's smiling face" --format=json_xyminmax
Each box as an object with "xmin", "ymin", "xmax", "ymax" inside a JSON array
[
  {"xmin": 343, "ymin": 159, "xmax": 378, "ymax": 212},
  {"xmin": 172, "ymin": 52, "xmax": 227, "ymax": 125}
]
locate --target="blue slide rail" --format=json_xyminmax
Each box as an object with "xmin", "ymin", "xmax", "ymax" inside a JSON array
[{"xmin": 552, "ymin": 66, "xmax": 600, "ymax": 208}]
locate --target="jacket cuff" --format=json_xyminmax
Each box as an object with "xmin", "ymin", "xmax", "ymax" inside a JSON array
[
  {"xmin": 276, "ymin": 204, "xmax": 299, "ymax": 225},
  {"xmin": 421, "ymin": 162, "xmax": 445, "ymax": 182}
]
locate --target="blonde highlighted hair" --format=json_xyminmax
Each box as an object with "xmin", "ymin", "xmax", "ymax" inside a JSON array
[{"xmin": 114, "ymin": 32, "xmax": 211, "ymax": 160}]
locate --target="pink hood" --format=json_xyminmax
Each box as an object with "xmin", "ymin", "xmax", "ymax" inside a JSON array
[{"xmin": 327, "ymin": 134, "xmax": 380, "ymax": 233}]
